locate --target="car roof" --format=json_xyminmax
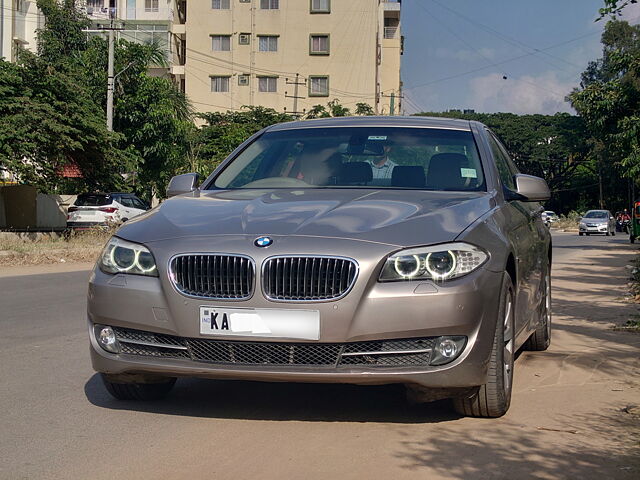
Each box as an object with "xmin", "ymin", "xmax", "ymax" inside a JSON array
[{"xmin": 266, "ymin": 115, "xmax": 474, "ymax": 132}]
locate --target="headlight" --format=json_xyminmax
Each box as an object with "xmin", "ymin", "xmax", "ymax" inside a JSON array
[
  {"xmin": 379, "ymin": 243, "xmax": 488, "ymax": 282},
  {"xmin": 579, "ymin": 222, "xmax": 586, "ymax": 227},
  {"xmin": 99, "ymin": 237, "xmax": 158, "ymax": 276}
]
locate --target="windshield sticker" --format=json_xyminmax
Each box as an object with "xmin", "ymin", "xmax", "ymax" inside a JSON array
[
  {"xmin": 460, "ymin": 168, "xmax": 477, "ymax": 178},
  {"xmin": 367, "ymin": 136, "xmax": 387, "ymax": 141}
]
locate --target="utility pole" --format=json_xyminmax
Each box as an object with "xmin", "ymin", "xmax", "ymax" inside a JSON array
[
  {"xmin": 97, "ymin": 9, "xmax": 124, "ymax": 131},
  {"xmin": 381, "ymin": 90, "xmax": 403, "ymax": 116},
  {"xmin": 285, "ymin": 74, "xmax": 306, "ymax": 118}
]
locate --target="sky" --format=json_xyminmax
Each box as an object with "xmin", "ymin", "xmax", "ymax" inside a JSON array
[{"xmin": 400, "ymin": 0, "xmax": 640, "ymax": 115}]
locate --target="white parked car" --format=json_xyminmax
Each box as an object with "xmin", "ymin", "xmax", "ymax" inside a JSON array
[
  {"xmin": 541, "ymin": 211, "xmax": 559, "ymax": 227},
  {"xmin": 67, "ymin": 193, "xmax": 149, "ymax": 229}
]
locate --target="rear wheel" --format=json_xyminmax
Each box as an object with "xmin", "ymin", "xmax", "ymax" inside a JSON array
[
  {"xmin": 453, "ymin": 272, "xmax": 515, "ymax": 418},
  {"xmin": 101, "ymin": 374, "xmax": 176, "ymax": 401}
]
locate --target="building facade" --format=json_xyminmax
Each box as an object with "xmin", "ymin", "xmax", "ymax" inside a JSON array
[
  {"xmin": 0, "ymin": 0, "xmax": 44, "ymax": 62},
  {"xmin": 81, "ymin": 0, "xmax": 179, "ymax": 77},
  {"xmin": 179, "ymin": 0, "xmax": 402, "ymax": 116}
]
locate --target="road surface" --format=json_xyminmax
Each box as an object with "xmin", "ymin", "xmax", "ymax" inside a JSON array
[{"xmin": 1, "ymin": 232, "xmax": 638, "ymax": 479}]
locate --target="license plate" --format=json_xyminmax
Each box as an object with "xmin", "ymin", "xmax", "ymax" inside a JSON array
[{"xmin": 199, "ymin": 307, "xmax": 320, "ymax": 340}]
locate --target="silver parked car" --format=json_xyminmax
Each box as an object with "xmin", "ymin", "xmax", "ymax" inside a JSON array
[
  {"xmin": 578, "ymin": 210, "xmax": 616, "ymax": 236},
  {"xmin": 88, "ymin": 117, "xmax": 552, "ymax": 418}
]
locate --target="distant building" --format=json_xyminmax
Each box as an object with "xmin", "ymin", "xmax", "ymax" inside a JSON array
[
  {"xmin": 80, "ymin": 0, "xmax": 180, "ymax": 78},
  {"xmin": 0, "ymin": 0, "xmax": 44, "ymax": 62},
  {"xmin": 180, "ymin": 0, "xmax": 403, "ymax": 116}
]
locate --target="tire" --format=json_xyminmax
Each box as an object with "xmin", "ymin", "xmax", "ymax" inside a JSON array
[
  {"xmin": 586, "ymin": 233, "xmax": 590, "ymax": 236},
  {"xmin": 524, "ymin": 267, "xmax": 551, "ymax": 351},
  {"xmin": 579, "ymin": 232, "xmax": 583, "ymax": 236},
  {"xmin": 101, "ymin": 374, "xmax": 176, "ymax": 401},
  {"xmin": 453, "ymin": 272, "xmax": 515, "ymax": 418}
]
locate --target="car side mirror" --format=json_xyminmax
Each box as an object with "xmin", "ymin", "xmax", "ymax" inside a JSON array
[
  {"xmin": 167, "ymin": 173, "xmax": 200, "ymax": 198},
  {"xmin": 512, "ymin": 174, "xmax": 550, "ymax": 202}
]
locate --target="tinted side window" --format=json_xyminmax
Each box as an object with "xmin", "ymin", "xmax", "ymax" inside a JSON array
[
  {"xmin": 132, "ymin": 198, "xmax": 147, "ymax": 210},
  {"xmin": 487, "ymin": 133, "xmax": 515, "ymax": 190},
  {"xmin": 120, "ymin": 197, "xmax": 135, "ymax": 208}
]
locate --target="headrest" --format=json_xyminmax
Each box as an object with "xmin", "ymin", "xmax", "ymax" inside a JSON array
[
  {"xmin": 427, "ymin": 153, "xmax": 468, "ymax": 189},
  {"xmin": 391, "ymin": 166, "xmax": 426, "ymax": 188},
  {"xmin": 339, "ymin": 162, "xmax": 373, "ymax": 184}
]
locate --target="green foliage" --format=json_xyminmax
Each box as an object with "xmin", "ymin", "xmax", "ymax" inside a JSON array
[
  {"xmin": 0, "ymin": 53, "xmax": 131, "ymax": 192},
  {"xmin": 597, "ymin": 0, "xmax": 638, "ymax": 20},
  {"xmin": 306, "ymin": 99, "xmax": 374, "ymax": 119},
  {"xmin": 355, "ymin": 102, "xmax": 375, "ymax": 115},
  {"xmin": 35, "ymin": 0, "xmax": 90, "ymax": 68},
  {"xmin": 193, "ymin": 107, "xmax": 293, "ymax": 175},
  {"xmin": 569, "ymin": 19, "xmax": 640, "ymax": 200},
  {"xmin": 1, "ymin": 0, "xmax": 192, "ymax": 198}
]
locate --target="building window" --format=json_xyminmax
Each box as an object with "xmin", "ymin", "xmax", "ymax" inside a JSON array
[
  {"xmin": 309, "ymin": 34, "xmax": 329, "ymax": 55},
  {"xmin": 258, "ymin": 77, "xmax": 277, "ymax": 92},
  {"xmin": 211, "ymin": 76, "xmax": 230, "ymax": 92},
  {"xmin": 145, "ymin": 0, "xmax": 159, "ymax": 12},
  {"xmin": 258, "ymin": 36, "xmax": 278, "ymax": 52},
  {"xmin": 260, "ymin": 0, "xmax": 279, "ymax": 10},
  {"xmin": 212, "ymin": 0, "xmax": 230, "ymax": 9},
  {"xmin": 211, "ymin": 35, "xmax": 231, "ymax": 51},
  {"xmin": 309, "ymin": 76, "xmax": 329, "ymax": 97},
  {"xmin": 310, "ymin": 0, "xmax": 330, "ymax": 13}
]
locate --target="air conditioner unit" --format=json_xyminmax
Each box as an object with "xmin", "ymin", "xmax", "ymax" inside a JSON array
[
  {"xmin": 239, "ymin": 33, "xmax": 250, "ymax": 45},
  {"xmin": 238, "ymin": 75, "xmax": 250, "ymax": 86}
]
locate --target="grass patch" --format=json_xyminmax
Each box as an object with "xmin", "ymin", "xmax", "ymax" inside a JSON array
[{"xmin": 0, "ymin": 227, "xmax": 115, "ymax": 266}]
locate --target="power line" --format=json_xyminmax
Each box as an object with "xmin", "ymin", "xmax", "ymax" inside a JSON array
[{"xmin": 428, "ymin": 0, "xmax": 584, "ymax": 72}]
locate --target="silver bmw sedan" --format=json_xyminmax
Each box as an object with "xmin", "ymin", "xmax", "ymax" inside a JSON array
[{"xmin": 88, "ymin": 116, "xmax": 552, "ymax": 418}]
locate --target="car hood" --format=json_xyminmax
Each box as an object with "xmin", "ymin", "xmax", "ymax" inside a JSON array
[{"xmin": 117, "ymin": 189, "xmax": 494, "ymax": 247}]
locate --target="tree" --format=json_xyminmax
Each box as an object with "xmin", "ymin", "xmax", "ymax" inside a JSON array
[
  {"xmin": 598, "ymin": 0, "xmax": 638, "ymax": 20},
  {"xmin": 194, "ymin": 107, "xmax": 293, "ymax": 175},
  {"xmin": 0, "ymin": 53, "xmax": 131, "ymax": 192},
  {"xmin": 569, "ymin": 19, "xmax": 640, "ymax": 205},
  {"xmin": 355, "ymin": 102, "xmax": 375, "ymax": 115}
]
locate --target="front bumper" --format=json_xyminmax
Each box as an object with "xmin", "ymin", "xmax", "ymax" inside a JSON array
[
  {"xmin": 88, "ymin": 235, "xmax": 504, "ymax": 389},
  {"xmin": 579, "ymin": 224, "xmax": 608, "ymax": 233}
]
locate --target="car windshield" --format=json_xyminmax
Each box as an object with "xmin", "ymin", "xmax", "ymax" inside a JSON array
[
  {"xmin": 584, "ymin": 211, "xmax": 608, "ymax": 219},
  {"xmin": 75, "ymin": 194, "xmax": 112, "ymax": 206},
  {"xmin": 210, "ymin": 127, "xmax": 485, "ymax": 191}
]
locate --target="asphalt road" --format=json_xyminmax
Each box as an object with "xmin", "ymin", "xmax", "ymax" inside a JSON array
[{"xmin": 1, "ymin": 232, "xmax": 638, "ymax": 480}]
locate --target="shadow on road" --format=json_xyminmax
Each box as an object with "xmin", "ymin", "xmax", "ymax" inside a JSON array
[
  {"xmin": 393, "ymin": 408, "xmax": 640, "ymax": 479},
  {"xmin": 84, "ymin": 373, "xmax": 461, "ymax": 423}
]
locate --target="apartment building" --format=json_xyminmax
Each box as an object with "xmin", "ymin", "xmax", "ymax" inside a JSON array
[
  {"xmin": 81, "ymin": 0, "xmax": 181, "ymax": 77},
  {"xmin": 0, "ymin": 0, "xmax": 44, "ymax": 62},
  {"xmin": 179, "ymin": 0, "xmax": 402, "ymax": 116}
]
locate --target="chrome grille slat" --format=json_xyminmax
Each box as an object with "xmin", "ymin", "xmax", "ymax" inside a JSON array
[
  {"xmin": 263, "ymin": 256, "xmax": 357, "ymax": 301},
  {"xmin": 170, "ymin": 254, "xmax": 255, "ymax": 299}
]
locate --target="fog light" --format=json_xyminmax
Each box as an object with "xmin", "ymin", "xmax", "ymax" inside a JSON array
[
  {"xmin": 430, "ymin": 336, "xmax": 466, "ymax": 366},
  {"xmin": 95, "ymin": 325, "xmax": 120, "ymax": 354}
]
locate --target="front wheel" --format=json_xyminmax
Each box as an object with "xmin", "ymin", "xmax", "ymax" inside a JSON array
[
  {"xmin": 524, "ymin": 268, "xmax": 551, "ymax": 351},
  {"xmin": 101, "ymin": 374, "xmax": 176, "ymax": 400},
  {"xmin": 579, "ymin": 232, "xmax": 583, "ymax": 236},
  {"xmin": 453, "ymin": 272, "xmax": 515, "ymax": 418}
]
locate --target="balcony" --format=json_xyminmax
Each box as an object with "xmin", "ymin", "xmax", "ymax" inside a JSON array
[{"xmin": 384, "ymin": 26, "xmax": 399, "ymax": 39}]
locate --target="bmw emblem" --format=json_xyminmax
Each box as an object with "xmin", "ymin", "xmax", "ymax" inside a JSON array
[{"xmin": 254, "ymin": 236, "xmax": 273, "ymax": 248}]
